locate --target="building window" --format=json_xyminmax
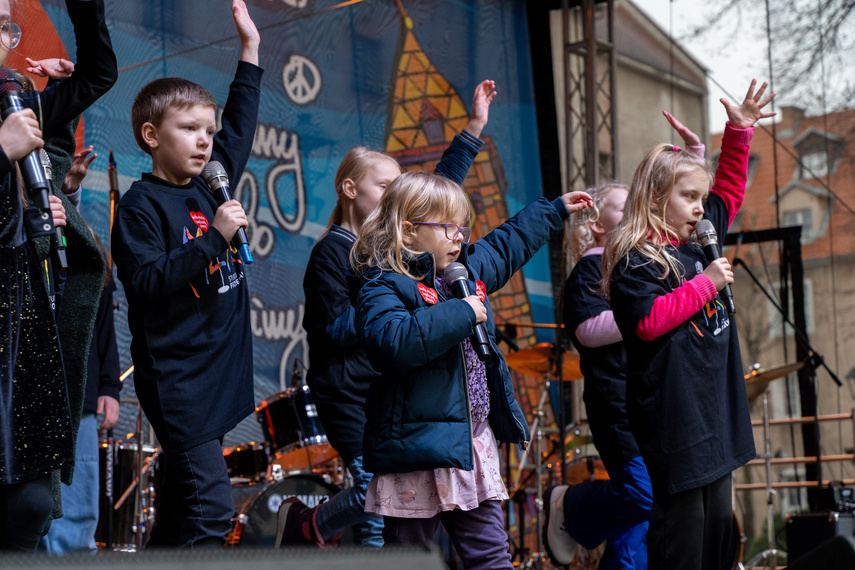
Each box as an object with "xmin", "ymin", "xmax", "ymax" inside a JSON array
[
  {"xmin": 801, "ymin": 151, "xmax": 828, "ymax": 178},
  {"xmin": 782, "ymin": 209, "xmax": 814, "ymax": 240},
  {"xmin": 768, "ymin": 279, "xmax": 815, "ymax": 338}
]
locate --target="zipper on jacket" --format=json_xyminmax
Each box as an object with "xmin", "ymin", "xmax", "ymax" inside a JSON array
[{"xmin": 436, "ymin": 284, "xmax": 476, "ymax": 468}]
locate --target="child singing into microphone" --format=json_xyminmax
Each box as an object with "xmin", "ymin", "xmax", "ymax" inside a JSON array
[
  {"xmin": 348, "ymin": 171, "xmax": 591, "ymax": 568},
  {"xmin": 0, "ymin": 0, "xmax": 117, "ymax": 552},
  {"xmin": 602, "ymin": 79, "xmax": 775, "ymax": 569},
  {"xmin": 111, "ymin": 0, "xmax": 260, "ymax": 548}
]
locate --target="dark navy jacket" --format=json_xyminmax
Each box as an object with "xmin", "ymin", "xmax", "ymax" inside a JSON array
[
  {"xmin": 303, "ymin": 131, "xmax": 483, "ymax": 464},
  {"xmin": 355, "ymin": 197, "xmax": 568, "ymax": 474}
]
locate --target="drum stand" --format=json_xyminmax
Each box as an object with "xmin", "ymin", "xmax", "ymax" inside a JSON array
[
  {"xmin": 112, "ymin": 402, "xmax": 158, "ymax": 551},
  {"xmin": 744, "ymin": 385, "xmax": 783, "ymax": 569},
  {"xmin": 510, "ymin": 381, "xmax": 553, "ymax": 569}
]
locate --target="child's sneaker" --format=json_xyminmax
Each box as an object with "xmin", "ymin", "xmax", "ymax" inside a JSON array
[
  {"xmin": 542, "ymin": 485, "xmax": 577, "ymax": 566},
  {"xmin": 274, "ymin": 497, "xmax": 341, "ymax": 548}
]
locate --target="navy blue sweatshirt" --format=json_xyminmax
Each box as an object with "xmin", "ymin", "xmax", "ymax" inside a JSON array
[{"xmin": 112, "ymin": 62, "xmax": 262, "ymax": 452}]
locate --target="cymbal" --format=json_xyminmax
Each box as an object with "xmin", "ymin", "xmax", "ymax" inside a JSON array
[
  {"xmin": 506, "ymin": 342, "xmax": 582, "ymax": 379},
  {"xmin": 744, "ymin": 361, "xmax": 805, "ymax": 401}
]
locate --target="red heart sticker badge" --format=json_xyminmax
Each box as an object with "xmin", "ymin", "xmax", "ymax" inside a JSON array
[
  {"xmin": 189, "ymin": 211, "xmax": 208, "ymax": 232},
  {"xmin": 417, "ymin": 283, "xmax": 438, "ymax": 305},
  {"xmin": 476, "ymin": 281, "xmax": 486, "ymax": 302}
]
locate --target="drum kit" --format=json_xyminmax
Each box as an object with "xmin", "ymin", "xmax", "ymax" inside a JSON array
[
  {"xmin": 97, "ymin": 364, "xmax": 348, "ymax": 550},
  {"xmin": 501, "ymin": 325, "xmax": 793, "ymax": 569}
]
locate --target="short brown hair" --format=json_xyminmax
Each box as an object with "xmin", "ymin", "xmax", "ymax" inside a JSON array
[{"xmin": 131, "ymin": 77, "xmax": 216, "ymax": 155}]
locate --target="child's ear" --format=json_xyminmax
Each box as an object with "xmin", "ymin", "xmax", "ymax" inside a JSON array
[
  {"xmin": 401, "ymin": 221, "xmax": 416, "ymax": 246},
  {"xmin": 341, "ymin": 178, "xmax": 356, "ymax": 200},
  {"xmin": 140, "ymin": 122, "xmax": 158, "ymax": 150},
  {"xmin": 591, "ymin": 220, "xmax": 607, "ymax": 237}
]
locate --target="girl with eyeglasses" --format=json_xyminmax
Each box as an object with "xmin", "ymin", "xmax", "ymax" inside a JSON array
[
  {"xmin": 0, "ymin": 0, "xmax": 117, "ymax": 552},
  {"xmin": 348, "ymin": 170, "xmax": 591, "ymax": 568}
]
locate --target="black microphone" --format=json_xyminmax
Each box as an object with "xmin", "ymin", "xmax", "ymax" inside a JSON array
[
  {"xmin": 694, "ymin": 219, "xmax": 735, "ymax": 314},
  {"xmin": 0, "ymin": 71, "xmax": 55, "ymax": 239},
  {"xmin": 40, "ymin": 149, "xmax": 68, "ymax": 270},
  {"xmin": 445, "ymin": 262, "xmax": 491, "ymax": 361},
  {"xmin": 202, "ymin": 160, "xmax": 253, "ymax": 264}
]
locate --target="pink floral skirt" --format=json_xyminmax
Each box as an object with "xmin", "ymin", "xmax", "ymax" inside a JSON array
[{"xmin": 365, "ymin": 421, "xmax": 508, "ymax": 518}]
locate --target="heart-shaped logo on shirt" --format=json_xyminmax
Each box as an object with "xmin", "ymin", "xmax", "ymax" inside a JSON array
[{"xmin": 189, "ymin": 211, "xmax": 208, "ymax": 232}]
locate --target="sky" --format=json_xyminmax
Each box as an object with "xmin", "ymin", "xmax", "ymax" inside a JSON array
[{"xmin": 636, "ymin": 0, "xmax": 777, "ymax": 133}]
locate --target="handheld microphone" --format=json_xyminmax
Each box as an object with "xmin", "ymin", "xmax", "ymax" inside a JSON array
[
  {"xmin": 202, "ymin": 160, "xmax": 253, "ymax": 264},
  {"xmin": 40, "ymin": 149, "xmax": 68, "ymax": 270},
  {"xmin": 445, "ymin": 262, "xmax": 491, "ymax": 361},
  {"xmin": 694, "ymin": 219, "xmax": 735, "ymax": 314},
  {"xmin": 0, "ymin": 71, "xmax": 55, "ymax": 238}
]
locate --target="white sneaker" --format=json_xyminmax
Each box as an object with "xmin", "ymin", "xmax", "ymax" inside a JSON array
[{"xmin": 543, "ymin": 485, "xmax": 578, "ymax": 566}]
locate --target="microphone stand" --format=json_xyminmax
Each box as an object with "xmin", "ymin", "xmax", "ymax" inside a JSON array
[{"xmin": 733, "ymin": 258, "xmax": 843, "ymax": 514}]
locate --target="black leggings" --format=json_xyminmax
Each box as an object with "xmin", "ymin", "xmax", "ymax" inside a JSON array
[
  {"xmin": 0, "ymin": 475, "xmax": 53, "ymax": 552},
  {"xmin": 648, "ymin": 474, "xmax": 735, "ymax": 570}
]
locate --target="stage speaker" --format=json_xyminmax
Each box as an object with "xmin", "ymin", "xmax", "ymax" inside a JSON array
[
  {"xmin": 0, "ymin": 545, "xmax": 447, "ymax": 570},
  {"xmin": 786, "ymin": 511, "xmax": 855, "ymax": 561},
  {"xmin": 785, "ymin": 534, "xmax": 855, "ymax": 569}
]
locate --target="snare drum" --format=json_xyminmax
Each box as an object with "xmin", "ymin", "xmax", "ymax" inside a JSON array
[
  {"xmin": 255, "ymin": 386, "xmax": 338, "ymax": 470},
  {"xmin": 223, "ymin": 442, "xmax": 268, "ymax": 482},
  {"xmin": 229, "ymin": 474, "xmax": 347, "ymax": 546},
  {"xmin": 96, "ymin": 440, "xmax": 159, "ymax": 550}
]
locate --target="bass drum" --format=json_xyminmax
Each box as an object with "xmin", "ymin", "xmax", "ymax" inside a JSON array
[{"xmin": 230, "ymin": 474, "xmax": 351, "ymax": 546}]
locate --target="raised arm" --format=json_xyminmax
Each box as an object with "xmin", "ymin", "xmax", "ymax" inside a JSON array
[{"xmin": 33, "ymin": 0, "xmax": 117, "ymax": 135}]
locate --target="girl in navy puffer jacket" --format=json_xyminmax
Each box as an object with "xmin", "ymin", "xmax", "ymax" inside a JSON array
[{"xmin": 351, "ymin": 171, "xmax": 591, "ymax": 569}]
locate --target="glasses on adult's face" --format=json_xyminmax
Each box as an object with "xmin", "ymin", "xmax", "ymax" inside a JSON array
[
  {"xmin": 0, "ymin": 21, "xmax": 21, "ymax": 50},
  {"xmin": 409, "ymin": 221, "xmax": 472, "ymax": 243}
]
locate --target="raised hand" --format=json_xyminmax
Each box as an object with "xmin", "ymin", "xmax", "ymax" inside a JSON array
[
  {"xmin": 25, "ymin": 57, "xmax": 75, "ymax": 80},
  {"xmin": 662, "ymin": 111, "xmax": 701, "ymax": 147},
  {"xmin": 62, "ymin": 145, "xmax": 98, "ymax": 195},
  {"xmin": 721, "ymin": 79, "xmax": 776, "ymax": 129},
  {"xmin": 465, "ymin": 79, "xmax": 497, "ymax": 138},
  {"xmin": 233, "ymin": 0, "xmax": 260, "ymax": 66}
]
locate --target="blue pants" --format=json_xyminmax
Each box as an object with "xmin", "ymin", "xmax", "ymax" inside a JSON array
[
  {"xmin": 316, "ymin": 455, "xmax": 383, "ymax": 547},
  {"xmin": 42, "ymin": 413, "xmax": 100, "ymax": 554},
  {"xmin": 382, "ymin": 500, "xmax": 512, "ymax": 570},
  {"xmin": 147, "ymin": 438, "xmax": 233, "ymax": 548},
  {"xmin": 563, "ymin": 456, "xmax": 653, "ymax": 569}
]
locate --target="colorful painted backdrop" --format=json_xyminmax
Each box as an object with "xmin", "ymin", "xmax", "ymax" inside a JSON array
[{"xmin": 19, "ymin": 0, "xmax": 552, "ymax": 446}]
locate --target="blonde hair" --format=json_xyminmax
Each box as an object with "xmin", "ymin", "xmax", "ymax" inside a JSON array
[
  {"xmin": 351, "ymin": 171, "xmax": 471, "ymax": 280},
  {"xmin": 568, "ymin": 181, "xmax": 629, "ymax": 263},
  {"xmin": 326, "ymin": 147, "xmax": 400, "ymax": 228},
  {"xmin": 600, "ymin": 144, "xmax": 713, "ymax": 296}
]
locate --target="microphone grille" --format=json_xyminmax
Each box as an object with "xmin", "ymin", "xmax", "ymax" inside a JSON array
[
  {"xmin": 202, "ymin": 160, "xmax": 226, "ymax": 184},
  {"xmin": 694, "ymin": 219, "xmax": 715, "ymax": 237},
  {"xmin": 0, "ymin": 68, "xmax": 22, "ymax": 95},
  {"xmin": 444, "ymin": 262, "xmax": 468, "ymax": 282}
]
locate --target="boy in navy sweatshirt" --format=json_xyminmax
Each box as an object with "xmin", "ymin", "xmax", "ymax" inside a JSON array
[{"xmin": 111, "ymin": 0, "xmax": 261, "ymax": 547}]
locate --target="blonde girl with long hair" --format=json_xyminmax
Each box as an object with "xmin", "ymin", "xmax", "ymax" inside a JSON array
[
  {"xmin": 348, "ymin": 170, "xmax": 590, "ymax": 569},
  {"xmin": 602, "ymin": 80, "xmax": 775, "ymax": 570},
  {"xmin": 282, "ymin": 81, "xmax": 499, "ymax": 548},
  {"xmin": 544, "ymin": 116, "xmax": 710, "ymax": 569}
]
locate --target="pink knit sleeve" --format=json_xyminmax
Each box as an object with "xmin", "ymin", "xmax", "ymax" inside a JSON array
[
  {"xmin": 636, "ymin": 275, "xmax": 718, "ymax": 341},
  {"xmin": 712, "ymin": 123, "xmax": 754, "ymax": 226},
  {"xmin": 575, "ymin": 310, "xmax": 623, "ymax": 348}
]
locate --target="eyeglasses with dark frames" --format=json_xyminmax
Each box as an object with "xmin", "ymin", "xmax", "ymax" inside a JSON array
[{"xmin": 409, "ymin": 221, "xmax": 472, "ymax": 243}]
